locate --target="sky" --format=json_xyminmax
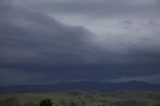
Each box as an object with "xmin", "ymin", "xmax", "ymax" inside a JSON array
[{"xmin": 0, "ymin": 0, "xmax": 160, "ymax": 86}]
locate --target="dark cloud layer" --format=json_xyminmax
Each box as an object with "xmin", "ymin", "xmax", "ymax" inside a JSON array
[
  {"xmin": 0, "ymin": 0, "xmax": 97, "ymax": 65},
  {"xmin": 0, "ymin": 0, "xmax": 160, "ymax": 86}
]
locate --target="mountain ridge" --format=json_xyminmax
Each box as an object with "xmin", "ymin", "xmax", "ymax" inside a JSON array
[{"xmin": 0, "ymin": 81, "xmax": 160, "ymax": 93}]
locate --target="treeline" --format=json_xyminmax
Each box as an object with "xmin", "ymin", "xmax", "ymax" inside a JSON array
[{"xmin": 0, "ymin": 97, "xmax": 160, "ymax": 106}]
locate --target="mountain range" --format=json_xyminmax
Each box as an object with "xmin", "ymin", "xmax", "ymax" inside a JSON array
[{"xmin": 0, "ymin": 81, "xmax": 160, "ymax": 93}]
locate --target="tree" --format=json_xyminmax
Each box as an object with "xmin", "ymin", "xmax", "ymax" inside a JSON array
[
  {"xmin": 69, "ymin": 102, "xmax": 77, "ymax": 106},
  {"xmin": 39, "ymin": 98, "xmax": 54, "ymax": 106}
]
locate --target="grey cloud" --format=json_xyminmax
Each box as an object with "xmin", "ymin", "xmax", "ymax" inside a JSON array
[
  {"xmin": 0, "ymin": 0, "xmax": 97, "ymax": 65},
  {"xmin": 1, "ymin": 63, "xmax": 160, "ymax": 86},
  {"xmin": 0, "ymin": 69, "xmax": 44, "ymax": 86},
  {"xmin": 0, "ymin": 0, "xmax": 160, "ymax": 85},
  {"xmin": 24, "ymin": 0, "xmax": 160, "ymax": 18},
  {"xmin": 0, "ymin": 0, "xmax": 98, "ymax": 85}
]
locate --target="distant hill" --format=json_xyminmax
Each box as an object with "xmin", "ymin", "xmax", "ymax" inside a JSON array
[{"xmin": 0, "ymin": 81, "xmax": 160, "ymax": 93}]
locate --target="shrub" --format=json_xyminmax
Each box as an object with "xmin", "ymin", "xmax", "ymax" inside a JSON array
[{"xmin": 39, "ymin": 98, "xmax": 53, "ymax": 106}]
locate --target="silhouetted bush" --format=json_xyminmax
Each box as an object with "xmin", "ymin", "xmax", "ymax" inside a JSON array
[
  {"xmin": 69, "ymin": 101, "xmax": 77, "ymax": 106},
  {"xmin": 39, "ymin": 98, "xmax": 53, "ymax": 106}
]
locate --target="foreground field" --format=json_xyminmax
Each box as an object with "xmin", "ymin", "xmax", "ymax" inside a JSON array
[{"xmin": 0, "ymin": 91, "xmax": 160, "ymax": 106}]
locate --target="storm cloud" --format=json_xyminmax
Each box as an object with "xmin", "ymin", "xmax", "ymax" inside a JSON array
[
  {"xmin": 0, "ymin": 0, "xmax": 97, "ymax": 64},
  {"xmin": 0, "ymin": 0, "xmax": 160, "ymax": 86}
]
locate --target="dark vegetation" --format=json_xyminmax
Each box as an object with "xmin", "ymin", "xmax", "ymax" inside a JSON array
[
  {"xmin": 0, "ymin": 91, "xmax": 160, "ymax": 106},
  {"xmin": 40, "ymin": 99, "xmax": 53, "ymax": 106}
]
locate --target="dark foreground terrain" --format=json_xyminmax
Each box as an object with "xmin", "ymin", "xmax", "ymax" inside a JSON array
[{"xmin": 0, "ymin": 91, "xmax": 160, "ymax": 106}]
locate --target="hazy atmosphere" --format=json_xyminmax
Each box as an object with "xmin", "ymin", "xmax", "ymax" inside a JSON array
[{"xmin": 0, "ymin": 0, "xmax": 160, "ymax": 86}]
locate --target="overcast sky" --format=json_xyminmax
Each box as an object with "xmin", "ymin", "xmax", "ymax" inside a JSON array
[{"xmin": 0, "ymin": 0, "xmax": 160, "ymax": 86}]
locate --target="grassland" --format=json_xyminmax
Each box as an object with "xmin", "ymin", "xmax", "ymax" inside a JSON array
[{"xmin": 0, "ymin": 91, "xmax": 160, "ymax": 106}]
